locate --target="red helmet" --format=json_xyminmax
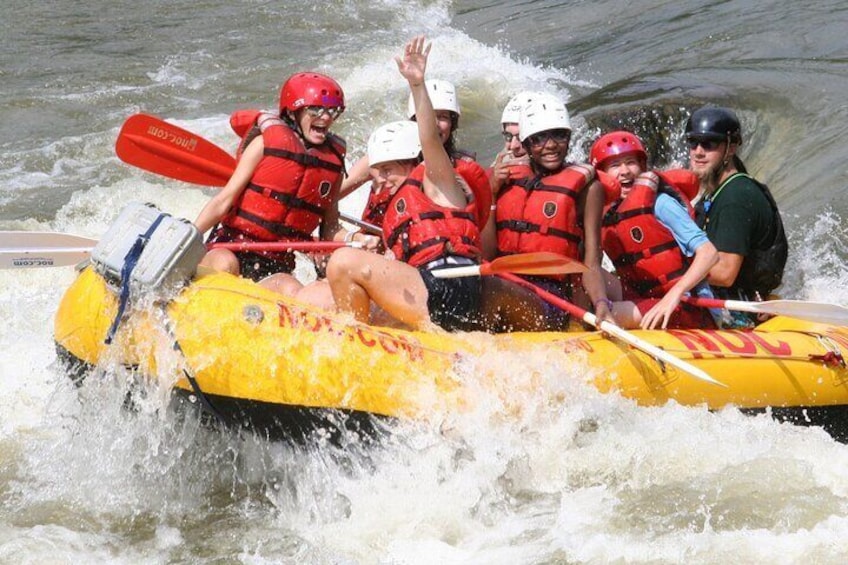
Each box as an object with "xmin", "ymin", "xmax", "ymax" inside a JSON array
[
  {"xmin": 590, "ymin": 131, "xmax": 647, "ymax": 170},
  {"xmin": 279, "ymin": 72, "xmax": 345, "ymax": 114}
]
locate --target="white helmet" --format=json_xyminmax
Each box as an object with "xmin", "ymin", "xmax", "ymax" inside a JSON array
[
  {"xmin": 519, "ymin": 94, "xmax": 571, "ymax": 142},
  {"xmin": 367, "ymin": 121, "xmax": 422, "ymax": 167},
  {"xmin": 501, "ymin": 91, "xmax": 544, "ymax": 125},
  {"xmin": 407, "ymin": 79, "xmax": 461, "ymax": 119}
]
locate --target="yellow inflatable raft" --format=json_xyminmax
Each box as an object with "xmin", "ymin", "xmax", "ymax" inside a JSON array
[{"xmin": 54, "ymin": 266, "xmax": 848, "ymax": 442}]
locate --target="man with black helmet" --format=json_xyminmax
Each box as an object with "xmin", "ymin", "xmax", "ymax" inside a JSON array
[{"xmin": 685, "ymin": 105, "xmax": 788, "ymax": 326}]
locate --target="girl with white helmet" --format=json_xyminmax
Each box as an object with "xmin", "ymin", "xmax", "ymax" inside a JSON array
[
  {"xmin": 482, "ymin": 93, "xmax": 617, "ymax": 328},
  {"xmin": 340, "ymin": 76, "xmax": 490, "ymax": 231},
  {"xmin": 326, "ymin": 36, "xmax": 486, "ymax": 331}
]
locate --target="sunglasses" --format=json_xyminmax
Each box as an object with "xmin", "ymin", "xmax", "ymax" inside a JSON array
[
  {"xmin": 526, "ymin": 131, "xmax": 570, "ymax": 148},
  {"xmin": 502, "ymin": 131, "xmax": 520, "ymax": 143},
  {"xmin": 687, "ymin": 138, "xmax": 721, "ymax": 151},
  {"xmin": 304, "ymin": 105, "xmax": 344, "ymax": 120}
]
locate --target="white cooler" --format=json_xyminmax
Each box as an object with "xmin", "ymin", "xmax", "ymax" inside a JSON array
[{"xmin": 91, "ymin": 202, "xmax": 206, "ymax": 292}]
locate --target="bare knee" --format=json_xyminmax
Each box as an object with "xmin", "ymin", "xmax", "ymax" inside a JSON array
[
  {"xmin": 200, "ymin": 249, "xmax": 239, "ymax": 275},
  {"xmin": 326, "ymin": 248, "xmax": 371, "ymax": 285}
]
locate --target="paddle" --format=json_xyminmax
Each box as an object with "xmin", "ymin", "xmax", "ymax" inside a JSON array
[
  {"xmin": 431, "ymin": 252, "xmax": 588, "ymax": 278},
  {"xmin": 207, "ymin": 241, "xmax": 361, "ymax": 252},
  {"xmin": 0, "ymin": 231, "xmax": 360, "ymax": 270},
  {"xmin": 116, "ymin": 113, "xmax": 235, "ymax": 187},
  {"xmin": 0, "ymin": 231, "xmax": 97, "ymax": 268},
  {"xmin": 116, "ymin": 114, "xmax": 384, "ymax": 238},
  {"xmin": 499, "ymin": 271, "xmax": 727, "ymax": 388},
  {"xmin": 683, "ymin": 296, "xmax": 848, "ymax": 326}
]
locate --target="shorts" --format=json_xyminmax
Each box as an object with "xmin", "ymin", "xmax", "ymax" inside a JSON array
[
  {"xmin": 418, "ymin": 256, "xmax": 483, "ymax": 332},
  {"xmin": 206, "ymin": 226, "xmax": 296, "ymax": 282},
  {"xmin": 631, "ymin": 298, "xmax": 717, "ymax": 329}
]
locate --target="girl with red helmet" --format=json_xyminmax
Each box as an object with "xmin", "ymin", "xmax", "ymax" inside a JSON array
[
  {"xmin": 590, "ymin": 130, "xmax": 719, "ymax": 329},
  {"xmin": 194, "ymin": 71, "xmax": 378, "ymax": 289},
  {"xmin": 326, "ymin": 36, "xmax": 488, "ymax": 331}
]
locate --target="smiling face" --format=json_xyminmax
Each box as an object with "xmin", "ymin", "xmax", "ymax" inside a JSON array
[
  {"xmin": 369, "ymin": 160, "xmax": 417, "ymax": 195},
  {"xmin": 526, "ymin": 129, "xmax": 570, "ymax": 171},
  {"xmin": 601, "ymin": 155, "xmax": 644, "ymax": 198},
  {"xmin": 296, "ymin": 106, "xmax": 341, "ymax": 145}
]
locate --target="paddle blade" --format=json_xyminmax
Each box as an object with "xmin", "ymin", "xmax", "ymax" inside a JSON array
[
  {"xmin": 0, "ymin": 231, "xmax": 97, "ymax": 269},
  {"xmin": 753, "ymin": 300, "xmax": 848, "ymax": 326},
  {"xmin": 481, "ymin": 252, "xmax": 588, "ymax": 276},
  {"xmin": 116, "ymin": 113, "xmax": 236, "ymax": 187},
  {"xmin": 684, "ymin": 296, "xmax": 848, "ymax": 326}
]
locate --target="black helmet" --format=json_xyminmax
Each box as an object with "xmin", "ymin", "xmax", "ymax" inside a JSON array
[{"xmin": 685, "ymin": 106, "xmax": 742, "ymax": 144}]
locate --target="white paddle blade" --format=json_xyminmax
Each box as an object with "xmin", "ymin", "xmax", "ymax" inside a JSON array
[
  {"xmin": 597, "ymin": 318, "xmax": 727, "ymax": 388},
  {"xmin": 726, "ymin": 299, "xmax": 848, "ymax": 326},
  {"xmin": 0, "ymin": 231, "xmax": 97, "ymax": 269},
  {"xmin": 0, "ymin": 248, "xmax": 91, "ymax": 269}
]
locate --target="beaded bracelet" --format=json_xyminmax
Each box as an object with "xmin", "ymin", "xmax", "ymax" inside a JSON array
[{"xmin": 594, "ymin": 298, "xmax": 613, "ymax": 312}]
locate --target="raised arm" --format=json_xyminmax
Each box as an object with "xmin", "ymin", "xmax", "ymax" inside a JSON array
[{"xmin": 395, "ymin": 36, "xmax": 466, "ymax": 209}]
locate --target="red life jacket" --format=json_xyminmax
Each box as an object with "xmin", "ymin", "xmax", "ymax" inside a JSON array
[
  {"xmin": 453, "ymin": 154, "xmax": 492, "ymax": 228},
  {"xmin": 601, "ymin": 171, "xmax": 695, "ymax": 297},
  {"xmin": 382, "ymin": 164, "xmax": 481, "ymax": 267},
  {"xmin": 361, "ymin": 151, "xmax": 491, "ymax": 231},
  {"xmin": 495, "ymin": 163, "xmax": 594, "ymax": 259},
  {"xmin": 657, "ymin": 169, "xmax": 699, "ymax": 202},
  {"xmin": 230, "ymin": 109, "xmax": 260, "ymax": 139},
  {"xmin": 361, "ymin": 185, "xmax": 392, "ymax": 227},
  {"xmin": 222, "ymin": 112, "xmax": 346, "ymax": 242},
  {"xmin": 596, "ymin": 169, "xmax": 623, "ymax": 205}
]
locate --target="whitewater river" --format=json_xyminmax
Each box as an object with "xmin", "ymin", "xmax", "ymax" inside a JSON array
[{"xmin": 2, "ymin": 0, "xmax": 848, "ymax": 562}]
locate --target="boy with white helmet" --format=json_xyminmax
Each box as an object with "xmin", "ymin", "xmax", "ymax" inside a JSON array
[{"xmin": 488, "ymin": 91, "xmax": 544, "ymax": 196}]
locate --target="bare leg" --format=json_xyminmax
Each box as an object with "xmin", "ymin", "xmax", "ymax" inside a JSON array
[
  {"xmin": 294, "ymin": 279, "xmax": 336, "ymax": 310},
  {"xmin": 199, "ymin": 248, "xmax": 240, "ymax": 275},
  {"xmin": 326, "ymin": 247, "xmax": 430, "ymax": 326}
]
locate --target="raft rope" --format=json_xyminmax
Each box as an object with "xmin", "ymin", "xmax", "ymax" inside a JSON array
[
  {"xmin": 104, "ymin": 213, "xmax": 167, "ymax": 345},
  {"xmin": 158, "ymin": 304, "xmax": 225, "ymax": 422}
]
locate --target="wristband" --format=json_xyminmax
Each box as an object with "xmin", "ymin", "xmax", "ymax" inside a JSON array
[
  {"xmin": 594, "ymin": 298, "xmax": 613, "ymax": 312},
  {"xmin": 344, "ymin": 230, "xmax": 359, "ymax": 243}
]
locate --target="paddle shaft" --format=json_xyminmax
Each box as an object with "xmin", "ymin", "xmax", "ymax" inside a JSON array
[
  {"xmin": 208, "ymin": 241, "xmax": 361, "ymax": 252},
  {"xmin": 340, "ymin": 213, "xmax": 382, "ymax": 236},
  {"xmin": 0, "ymin": 231, "xmax": 358, "ymax": 270},
  {"xmin": 499, "ymin": 272, "xmax": 726, "ymax": 388}
]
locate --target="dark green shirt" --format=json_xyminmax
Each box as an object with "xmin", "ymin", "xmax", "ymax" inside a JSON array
[{"xmin": 703, "ymin": 173, "xmax": 776, "ymax": 258}]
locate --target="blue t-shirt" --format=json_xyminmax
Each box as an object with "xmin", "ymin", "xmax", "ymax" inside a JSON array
[
  {"xmin": 654, "ymin": 192, "xmax": 719, "ymax": 321},
  {"xmin": 654, "ymin": 193, "xmax": 709, "ymax": 257}
]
